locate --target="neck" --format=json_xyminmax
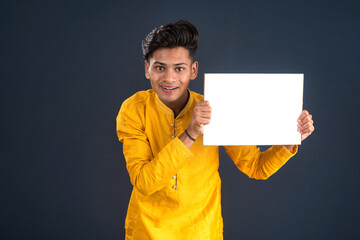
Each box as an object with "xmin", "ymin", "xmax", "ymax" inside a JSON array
[{"xmin": 169, "ymin": 90, "xmax": 189, "ymax": 118}]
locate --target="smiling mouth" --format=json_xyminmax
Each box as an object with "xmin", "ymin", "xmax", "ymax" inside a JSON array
[{"xmin": 161, "ymin": 86, "xmax": 179, "ymax": 90}]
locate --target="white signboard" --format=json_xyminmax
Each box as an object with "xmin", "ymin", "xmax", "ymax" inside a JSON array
[{"xmin": 203, "ymin": 73, "xmax": 304, "ymax": 146}]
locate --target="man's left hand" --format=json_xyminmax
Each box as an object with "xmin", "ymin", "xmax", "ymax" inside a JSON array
[{"xmin": 297, "ymin": 110, "xmax": 315, "ymax": 141}]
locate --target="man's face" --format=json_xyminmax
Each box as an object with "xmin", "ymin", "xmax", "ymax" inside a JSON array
[{"xmin": 145, "ymin": 47, "xmax": 198, "ymax": 110}]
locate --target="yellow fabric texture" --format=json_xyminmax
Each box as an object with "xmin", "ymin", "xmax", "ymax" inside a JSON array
[{"xmin": 116, "ymin": 89, "xmax": 297, "ymax": 240}]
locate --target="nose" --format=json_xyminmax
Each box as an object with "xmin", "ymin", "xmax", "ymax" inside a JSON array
[{"xmin": 163, "ymin": 69, "xmax": 176, "ymax": 82}]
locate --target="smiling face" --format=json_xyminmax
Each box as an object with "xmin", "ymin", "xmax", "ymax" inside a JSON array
[{"xmin": 145, "ymin": 47, "xmax": 198, "ymax": 115}]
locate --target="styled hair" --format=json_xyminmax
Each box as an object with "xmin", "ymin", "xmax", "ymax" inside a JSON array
[{"xmin": 142, "ymin": 20, "xmax": 199, "ymax": 62}]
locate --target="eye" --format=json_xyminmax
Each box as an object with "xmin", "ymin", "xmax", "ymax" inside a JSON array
[
  {"xmin": 156, "ymin": 66, "xmax": 164, "ymax": 71},
  {"xmin": 176, "ymin": 67, "xmax": 184, "ymax": 71}
]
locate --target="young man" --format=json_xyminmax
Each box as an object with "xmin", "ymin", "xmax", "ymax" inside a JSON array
[{"xmin": 116, "ymin": 20, "xmax": 314, "ymax": 240}]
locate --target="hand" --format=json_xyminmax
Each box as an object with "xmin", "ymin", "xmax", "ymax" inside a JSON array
[
  {"xmin": 297, "ymin": 110, "xmax": 315, "ymax": 141},
  {"xmin": 186, "ymin": 101, "xmax": 212, "ymax": 139}
]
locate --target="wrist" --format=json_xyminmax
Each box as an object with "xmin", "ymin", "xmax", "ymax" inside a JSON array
[
  {"xmin": 284, "ymin": 145, "xmax": 294, "ymax": 151},
  {"xmin": 185, "ymin": 128, "xmax": 199, "ymax": 141},
  {"xmin": 185, "ymin": 129, "xmax": 196, "ymax": 141}
]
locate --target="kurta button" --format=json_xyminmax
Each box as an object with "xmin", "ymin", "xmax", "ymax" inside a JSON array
[
  {"xmin": 171, "ymin": 136, "xmax": 175, "ymax": 139},
  {"xmin": 173, "ymin": 175, "xmax": 176, "ymax": 179},
  {"xmin": 172, "ymin": 186, "xmax": 177, "ymax": 190},
  {"xmin": 170, "ymin": 123, "xmax": 174, "ymax": 127}
]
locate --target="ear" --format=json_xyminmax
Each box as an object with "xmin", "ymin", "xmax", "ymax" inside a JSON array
[
  {"xmin": 144, "ymin": 60, "xmax": 150, "ymax": 79},
  {"xmin": 190, "ymin": 61, "xmax": 199, "ymax": 80}
]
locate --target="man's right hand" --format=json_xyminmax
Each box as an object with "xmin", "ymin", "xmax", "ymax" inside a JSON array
[
  {"xmin": 186, "ymin": 101, "xmax": 212, "ymax": 140},
  {"xmin": 179, "ymin": 101, "xmax": 211, "ymax": 149}
]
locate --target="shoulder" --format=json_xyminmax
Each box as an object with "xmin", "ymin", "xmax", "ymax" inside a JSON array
[
  {"xmin": 189, "ymin": 90, "xmax": 204, "ymax": 104},
  {"xmin": 120, "ymin": 90, "xmax": 157, "ymax": 112},
  {"xmin": 122, "ymin": 90, "xmax": 154, "ymax": 106},
  {"xmin": 117, "ymin": 90, "xmax": 155, "ymax": 139},
  {"xmin": 117, "ymin": 90, "xmax": 155, "ymax": 120}
]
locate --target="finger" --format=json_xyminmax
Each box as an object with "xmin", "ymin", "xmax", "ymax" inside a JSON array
[
  {"xmin": 201, "ymin": 115, "xmax": 212, "ymax": 122},
  {"xmin": 200, "ymin": 113, "xmax": 212, "ymax": 119},
  {"xmin": 300, "ymin": 128, "xmax": 315, "ymax": 141},
  {"xmin": 297, "ymin": 110, "xmax": 310, "ymax": 123},
  {"xmin": 195, "ymin": 112, "xmax": 211, "ymax": 121},
  {"xmin": 194, "ymin": 109, "xmax": 212, "ymax": 117},
  {"xmin": 199, "ymin": 108, "xmax": 212, "ymax": 114},
  {"xmin": 198, "ymin": 103, "xmax": 212, "ymax": 110},
  {"xmin": 194, "ymin": 103, "xmax": 211, "ymax": 111},
  {"xmin": 299, "ymin": 114, "xmax": 313, "ymax": 126},
  {"xmin": 299, "ymin": 126, "xmax": 314, "ymax": 134},
  {"xmin": 195, "ymin": 113, "xmax": 212, "ymax": 123},
  {"xmin": 195, "ymin": 116, "xmax": 211, "ymax": 124},
  {"xmin": 298, "ymin": 124, "xmax": 315, "ymax": 134},
  {"xmin": 194, "ymin": 107, "xmax": 212, "ymax": 115},
  {"xmin": 298, "ymin": 122, "xmax": 313, "ymax": 131},
  {"xmin": 201, "ymin": 118, "xmax": 211, "ymax": 125},
  {"xmin": 298, "ymin": 118, "xmax": 314, "ymax": 129}
]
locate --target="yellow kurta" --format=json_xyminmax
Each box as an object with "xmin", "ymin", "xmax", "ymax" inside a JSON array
[{"xmin": 116, "ymin": 89, "xmax": 297, "ymax": 240}]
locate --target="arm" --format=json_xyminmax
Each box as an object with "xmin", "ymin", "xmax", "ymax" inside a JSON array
[
  {"xmin": 224, "ymin": 145, "xmax": 297, "ymax": 180},
  {"xmin": 226, "ymin": 110, "xmax": 314, "ymax": 179},
  {"xmin": 116, "ymin": 100, "xmax": 194, "ymax": 196}
]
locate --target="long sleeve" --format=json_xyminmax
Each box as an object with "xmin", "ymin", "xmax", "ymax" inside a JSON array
[
  {"xmin": 116, "ymin": 97, "xmax": 194, "ymax": 196},
  {"xmin": 224, "ymin": 145, "xmax": 297, "ymax": 180}
]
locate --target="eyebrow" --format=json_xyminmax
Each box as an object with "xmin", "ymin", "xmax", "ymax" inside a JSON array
[{"xmin": 153, "ymin": 61, "xmax": 188, "ymax": 66}]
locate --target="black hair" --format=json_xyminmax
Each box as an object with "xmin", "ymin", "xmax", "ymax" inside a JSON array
[{"xmin": 142, "ymin": 20, "xmax": 199, "ymax": 62}]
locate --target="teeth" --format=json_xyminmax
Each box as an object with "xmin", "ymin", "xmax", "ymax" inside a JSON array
[{"xmin": 163, "ymin": 86, "xmax": 177, "ymax": 90}]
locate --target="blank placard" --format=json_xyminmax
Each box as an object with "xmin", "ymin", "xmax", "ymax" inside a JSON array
[{"xmin": 203, "ymin": 73, "xmax": 303, "ymax": 146}]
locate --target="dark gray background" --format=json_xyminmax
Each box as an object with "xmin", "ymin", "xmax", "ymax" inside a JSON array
[{"xmin": 1, "ymin": 0, "xmax": 359, "ymax": 239}]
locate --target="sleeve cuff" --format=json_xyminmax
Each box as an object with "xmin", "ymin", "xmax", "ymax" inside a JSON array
[
  {"xmin": 272, "ymin": 145, "xmax": 298, "ymax": 161},
  {"xmin": 172, "ymin": 137, "xmax": 195, "ymax": 161}
]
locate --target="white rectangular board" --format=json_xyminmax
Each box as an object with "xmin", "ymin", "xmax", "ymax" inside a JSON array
[{"xmin": 203, "ymin": 73, "xmax": 304, "ymax": 146}]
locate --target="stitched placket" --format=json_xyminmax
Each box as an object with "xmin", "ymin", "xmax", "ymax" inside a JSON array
[{"xmin": 171, "ymin": 119, "xmax": 178, "ymax": 191}]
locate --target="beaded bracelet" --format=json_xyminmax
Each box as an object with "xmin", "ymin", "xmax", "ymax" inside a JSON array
[{"xmin": 184, "ymin": 129, "xmax": 196, "ymax": 141}]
